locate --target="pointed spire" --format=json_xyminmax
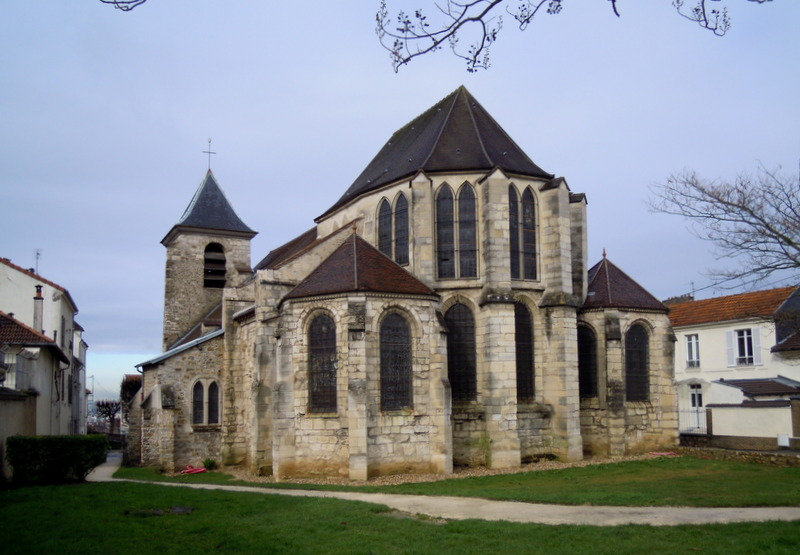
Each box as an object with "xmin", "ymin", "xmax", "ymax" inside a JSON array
[{"xmin": 162, "ymin": 171, "xmax": 256, "ymax": 246}]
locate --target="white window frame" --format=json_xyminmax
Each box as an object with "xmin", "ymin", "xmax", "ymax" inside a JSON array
[
  {"xmin": 685, "ymin": 334, "xmax": 700, "ymax": 368},
  {"xmin": 726, "ymin": 328, "xmax": 762, "ymax": 367}
]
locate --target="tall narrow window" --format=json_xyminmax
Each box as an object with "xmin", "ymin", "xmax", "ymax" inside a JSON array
[
  {"xmin": 445, "ymin": 303, "xmax": 476, "ymax": 402},
  {"xmin": 509, "ymin": 186, "xmax": 537, "ymax": 280},
  {"xmin": 436, "ymin": 186, "xmax": 455, "ymax": 278},
  {"xmin": 380, "ymin": 313, "xmax": 412, "ymax": 410},
  {"xmin": 578, "ymin": 325, "xmax": 598, "ymax": 398},
  {"xmin": 192, "ymin": 381, "xmax": 204, "ymax": 424},
  {"xmin": 378, "ymin": 199, "xmax": 392, "ymax": 257},
  {"xmin": 204, "ymin": 243, "xmax": 226, "ymax": 288},
  {"xmin": 686, "ymin": 334, "xmax": 700, "ymax": 368},
  {"xmin": 207, "ymin": 381, "xmax": 219, "ymax": 424},
  {"xmin": 625, "ymin": 324, "xmax": 649, "ymax": 402},
  {"xmin": 394, "ymin": 194, "xmax": 409, "ymax": 265},
  {"xmin": 515, "ymin": 303, "xmax": 534, "ymax": 402},
  {"xmin": 309, "ymin": 314, "xmax": 337, "ymax": 413},
  {"xmin": 726, "ymin": 328, "xmax": 762, "ymax": 367},
  {"xmin": 521, "ymin": 188, "xmax": 537, "ymax": 279},
  {"xmin": 458, "ymin": 185, "xmax": 477, "ymax": 278},
  {"xmin": 509, "ymin": 186, "xmax": 520, "ymax": 279},
  {"xmin": 736, "ymin": 329, "xmax": 754, "ymax": 365}
]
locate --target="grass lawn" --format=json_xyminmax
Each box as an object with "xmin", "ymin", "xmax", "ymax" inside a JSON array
[
  {"xmin": 2, "ymin": 481, "xmax": 800, "ymax": 554},
  {"xmin": 116, "ymin": 455, "xmax": 800, "ymax": 507}
]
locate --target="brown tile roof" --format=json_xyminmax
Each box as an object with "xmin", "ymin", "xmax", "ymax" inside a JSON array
[
  {"xmin": 668, "ymin": 286, "xmax": 795, "ymax": 327},
  {"xmin": 318, "ymin": 86, "xmax": 552, "ymax": 220},
  {"xmin": 0, "ymin": 311, "xmax": 69, "ymax": 364},
  {"xmin": 582, "ymin": 257, "xmax": 666, "ymax": 312},
  {"xmin": 284, "ymin": 233, "xmax": 436, "ymax": 300},
  {"xmin": 0, "ymin": 258, "xmax": 79, "ymax": 313}
]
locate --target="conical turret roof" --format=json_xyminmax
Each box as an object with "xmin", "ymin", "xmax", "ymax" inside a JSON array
[
  {"xmin": 583, "ymin": 256, "xmax": 667, "ymax": 312},
  {"xmin": 318, "ymin": 86, "xmax": 552, "ymax": 219},
  {"xmin": 162, "ymin": 170, "xmax": 256, "ymax": 245}
]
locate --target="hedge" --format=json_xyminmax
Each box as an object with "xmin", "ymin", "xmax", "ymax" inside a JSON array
[{"xmin": 6, "ymin": 435, "xmax": 108, "ymax": 485}]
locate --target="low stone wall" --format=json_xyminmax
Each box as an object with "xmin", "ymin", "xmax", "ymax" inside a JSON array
[{"xmin": 678, "ymin": 445, "xmax": 800, "ymax": 467}]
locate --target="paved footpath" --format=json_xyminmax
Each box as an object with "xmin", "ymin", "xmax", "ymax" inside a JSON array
[{"xmin": 87, "ymin": 453, "xmax": 800, "ymax": 527}]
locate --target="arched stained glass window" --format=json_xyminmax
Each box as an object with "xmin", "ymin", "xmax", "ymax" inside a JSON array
[
  {"xmin": 378, "ymin": 199, "xmax": 392, "ymax": 258},
  {"xmin": 515, "ymin": 303, "xmax": 534, "ymax": 402},
  {"xmin": 436, "ymin": 186, "xmax": 455, "ymax": 278},
  {"xmin": 309, "ymin": 314, "xmax": 337, "ymax": 412},
  {"xmin": 521, "ymin": 188, "xmax": 537, "ymax": 279},
  {"xmin": 509, "ymin": 187, "xmax": 537, "ymax": 280},
  {"xmin": 458, "ymin": 185, "xmax": 477, "ymax": 278},
  {"xmin": 204, "ymin": 243, "xmax": 226, "ymax": 288},
  {"xmin": 394, "ymin": 194, "xmax": 409, "ymax": 265},
  {"xmin": 192, "ymin": 381, "xmax": 204, "ymax": 425},
  {"xmin": 207, "ymin": 381, "xmax": 219, "ymax": 424},
  {"xmin": 380, "ymin": 313, "xmax": 412, "ymax": 410},
  {"xmin": 445, "ymin": 303, "xmax": 476, "ymax": 402},
  {"xmin": 625, "ymin": 324, "xmax": 649, "ymax": 402},
  {"xmin": 578, "ymin": 326, "xmax": 598, "ymax": 398},
  {"xmin": 509, "ymin": 186, "xmax": 520, "ymax": 279}
]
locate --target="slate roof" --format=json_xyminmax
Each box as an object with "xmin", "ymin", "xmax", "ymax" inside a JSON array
[
  {"xmin": 582, "ymin": 256, "xmax": 666, "ymax": 312},
  {"xmin": 284, "ymin": 233, "xmax": 436, "ymax": 300},
  {"xmin": 0, "ymin": 258, "xmax": 79, "ymax": 313},
  {"xmin": 715, "ymin": 376, "xmax": 800, "ymax": 398},
  {"xmin": 0, "ymin": 311, "xmax": 70, "ymax": 364},
  {"xmin": 255, "ymin": 227, "xmax": 318, "ymax": 270},
  {"xmin": 318, "ymin": 86, "xmax": 553, "ymax": 220},
  {"xmin": 668, "ymin": 286, "xmax": 796, "ymax": 328},
  {"xmin": 162, "ymin": 170, "xmax": 257, "ymax": 245}
]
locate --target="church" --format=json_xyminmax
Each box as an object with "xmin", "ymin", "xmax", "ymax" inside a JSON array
[{"xmin": 131, "ymin": 87, "xmax": 678, "ymax": 479}]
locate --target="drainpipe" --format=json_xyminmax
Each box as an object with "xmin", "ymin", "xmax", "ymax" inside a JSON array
[{"xmin": 33, "ymin": 285, "xmax": 44, "ymax": 334}]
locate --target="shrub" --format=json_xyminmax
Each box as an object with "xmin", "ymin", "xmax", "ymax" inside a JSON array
[
  {"xmin": 6, "ymin": 435, "xmax": 108, "ymax": 485},
  {"xmin": 203, "ymin": 458, "xmax": 217, "ymax": 471}
]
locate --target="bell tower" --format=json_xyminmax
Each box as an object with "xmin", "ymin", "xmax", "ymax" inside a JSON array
[{"xmin": 160, "ymin": 170, "xmax": 257, "ymax": 350}]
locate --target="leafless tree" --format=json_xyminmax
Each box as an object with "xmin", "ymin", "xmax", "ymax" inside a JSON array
[
  {"xmin": 99, "ymin": 0, "xmax": 147, "ymax": 11},
  {"xmin": 377, "ymin": 0, "xmax": 773, "ymax": 72},
  {"xmin": 95, "ymin": 399, "xmax": 122, "ymax": 434},
  {"xmin": 649, "ymin": 164, "xmax": 800, "ymax": 288}
]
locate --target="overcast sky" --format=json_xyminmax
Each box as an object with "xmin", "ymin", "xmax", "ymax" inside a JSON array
[{"xmin": 2, "ymin": 1, "xmax": 798, "ymax": 398}]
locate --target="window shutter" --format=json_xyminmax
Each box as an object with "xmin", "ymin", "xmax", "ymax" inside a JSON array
[
  {"xmin": 725, "ymin": 331, "xmax": 735, "ymax": 367},
  {"xmin": 752, "ymin": 328, "xmax": 762, "ymax": 365}
]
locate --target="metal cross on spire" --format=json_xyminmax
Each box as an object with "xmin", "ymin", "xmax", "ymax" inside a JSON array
[{"xmin": 202, "ymin": 138, "xmax": 216, "ymax": 170}]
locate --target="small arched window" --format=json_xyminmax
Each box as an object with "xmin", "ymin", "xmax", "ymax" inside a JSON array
[
  {"xmin": 515, "ymin": 302, "xmax": 534, "ymax": 402},
  {"xmin": 309, "ymin": 314, "xmax": 337, "ymax": 413},
  {"xmin": 578, "ymin": 325, "xmax": 598, "ymax": 399},
  {"xmin": 625, "ymin": 324, "xmax": 649, "ymax": 402},
  {"xmin": 204, "ymin": 243, "xmax": 226, "ymax": 288},
  {"xmin": 378, "ymin": 199, "xmax": 392, "ymax": 258},
  {"xmin": 445, "ymin": 303, "xmax": 476, "ymax": 402},
  {"xmin": 394, "ymin": 194, "xmax": 409, "ymax": 265},
  {"xmin": 192, "ymin": 380, "xmax": 220, "ymax": 426},
  {"xmin": 380, "ymin": 313, "xmax": 412, "ymax": 410}
]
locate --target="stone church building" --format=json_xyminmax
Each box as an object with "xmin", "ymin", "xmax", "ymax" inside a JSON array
[{"xmin": 131, "ymin": 87, "xmax": 678, "ymax": 479}]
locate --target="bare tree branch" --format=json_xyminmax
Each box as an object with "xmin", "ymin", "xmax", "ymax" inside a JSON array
[
  {"xmin": 649, "ymin": 164, "xmax": 800, "ymax": 288},
  {"xmin": 99, "ymin": 0, "xmax": 148, "ymax": 11},
  {"xmin": 377, "ymin": 0, "xmax": 773, "ymax": 72}
]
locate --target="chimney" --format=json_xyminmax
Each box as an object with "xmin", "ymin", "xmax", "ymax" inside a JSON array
[{"xmin": 33, "ymin": 285, "xmax": 43, "ymax": 333}]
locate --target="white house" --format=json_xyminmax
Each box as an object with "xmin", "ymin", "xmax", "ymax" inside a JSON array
[
  {"xmin": 0, "ymin": 258, "xmax": 88, "ymax": 435},
  {"xmin": 668, "ymin": 286, "xmax": 800, "ymax": 449}
]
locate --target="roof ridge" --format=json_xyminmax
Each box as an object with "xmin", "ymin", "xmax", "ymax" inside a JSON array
[
  {"xmin": 419, "ymin": 88, "xmax": 459, "ymax": 168},
  {"xmin": 462, "ymin": 88, "xmax": 494, "ymax": 166}
]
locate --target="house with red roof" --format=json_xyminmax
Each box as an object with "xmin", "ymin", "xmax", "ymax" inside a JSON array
[
  {"xmin": 669, "ymin": 286, "xmax": 800, "ymax": 449},
  {"xmin": 132, "ymin": 88, "xmax": 677, "ymax": 478},
  {"xmin": 0, "ymin": 259, "xmax": 88, "ymax": 435}
]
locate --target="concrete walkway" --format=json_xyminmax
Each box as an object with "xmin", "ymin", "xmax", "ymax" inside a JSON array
[{"xmin": 86, "ymin": 454, "xmax": 800, "ymax": 527}]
